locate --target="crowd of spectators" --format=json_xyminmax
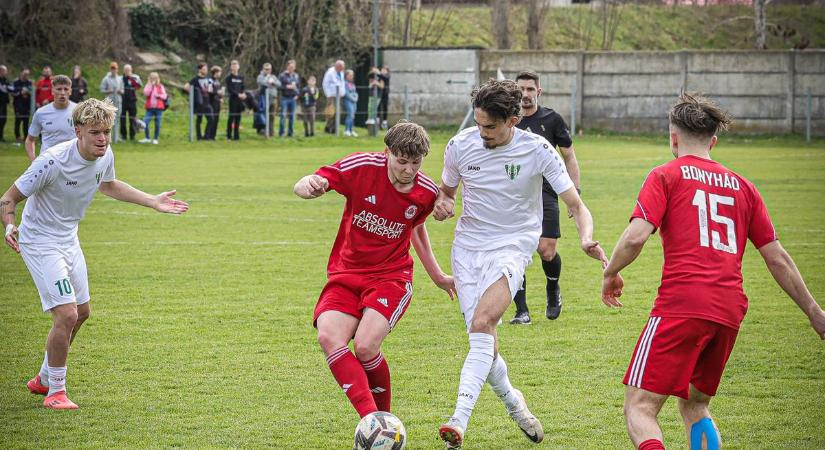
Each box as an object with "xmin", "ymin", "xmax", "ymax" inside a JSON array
[{"xmin": 0, "ymin": 59, "xmax": 392, "ymax": 146}]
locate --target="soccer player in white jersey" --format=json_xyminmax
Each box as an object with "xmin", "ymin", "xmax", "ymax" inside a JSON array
[
  {"xmin": 434, "ymin": 79, "xmax": 609, "ymax": 448},
  {"xmin": 25, "ymin": 74, "xmax": 77, "ymax": 162},
  {"xmin": 1, "ymin": 98, "xmax": 189, "ymax": 410}
]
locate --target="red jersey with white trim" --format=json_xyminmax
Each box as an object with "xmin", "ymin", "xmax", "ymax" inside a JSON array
[
  {"xmin": 632, "ymin": 155, "xmax": 777, "ymax": 330},
  {"xmin": 315, "ymin": 152, "xmax": 438, "ymax": 281}
]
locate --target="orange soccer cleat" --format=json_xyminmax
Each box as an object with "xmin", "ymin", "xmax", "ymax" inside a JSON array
[
  {"xmin": 43, "ymin": 391, "xmax": 79, "ymax": 410},
  {"xmin": 26, "ymin": 375, "xmax": 49, "ymax": 395}
]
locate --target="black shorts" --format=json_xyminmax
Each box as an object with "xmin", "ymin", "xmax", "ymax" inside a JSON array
[{"xmin": 541, "ymin": 189, "xmax": 561, "ymax": 239}]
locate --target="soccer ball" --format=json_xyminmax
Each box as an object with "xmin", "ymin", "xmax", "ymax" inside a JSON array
[{"xmin": 353, "ymin": 412, "xmax": 406, "ymax": 450}]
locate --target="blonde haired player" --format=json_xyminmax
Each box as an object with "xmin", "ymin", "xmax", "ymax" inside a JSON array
[{"xmin": 1, "ymin": 98, "xmax": 188, "ymax": 409}]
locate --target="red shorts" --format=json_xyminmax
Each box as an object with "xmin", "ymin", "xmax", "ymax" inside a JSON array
[
  {"xmin": 313, "ymin": 273, "xmax": 413, "ymax": 330},
  {"xmin": 623, "ymin": 316, "xmax": 739, "ymax": 399}
]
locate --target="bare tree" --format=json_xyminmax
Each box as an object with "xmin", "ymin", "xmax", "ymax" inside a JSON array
[
  {"xmin": 403, "ymin": 0, "xmax": 414, "ymax": 46},
  {"xmin": 754, "ymin": 0, "xmax": 769, "ymax": 49},
  {"xmin": 492, "ymin": 0, "xmax": 511, "ymax": 49},
  {"xmin": 527, "ymin": 0, "xmax": 548, "ymax": 50}
]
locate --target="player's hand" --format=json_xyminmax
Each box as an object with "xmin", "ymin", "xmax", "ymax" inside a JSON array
[
  {"xmin": 433, "ymin": 197, "xmax": 454, "ymax": 221},
  {"xmin": 154, "ymin": 190, "xmax": 190, "ymax": 214},
  {"xmin": 305, "ymin": 175, "xmax": 329, "ymax": 198},
  {"xmin": 434, "ymin": 273, "xmax": 456, "ymax": 300},
  {"xmin": 581, "ymin": 239, "xmax": 609, "ymax": 266},
  {"xmin": 602, "ymin": 272, "xmax": 624, "ymax": 308},
  {"xmin": 4, "ymin": 223, "xmax": 20, "ymax": 253},
  {"xmin": 809, "ymin": 306, "xmax": 825, "ymax": 340}
]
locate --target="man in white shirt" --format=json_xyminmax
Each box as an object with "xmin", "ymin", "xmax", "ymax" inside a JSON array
[
  {"xmin": 434, "ymin": 79, "xmax": 608, "ymax": 448},
  {"xmin": 322, "ymin": 60, "xmax": 345, "ymax": 134},
  {"xmin": 1, "ymin": 98, "xmax": 189, "ymax": 410},
  {"xmin": 25, "ymin": 74, "xmax": 76, "ymax": 161}
]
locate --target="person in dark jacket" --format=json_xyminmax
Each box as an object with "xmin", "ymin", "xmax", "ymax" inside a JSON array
[
  {"xmin": 0, "ymin": 65, "xmax": 10, "ymax": 142},
  {"xmin": 278, "ymin": 59, "xmax": 300, "ymax": 137},
  {"xmin": 205, "ymin": 65, "xmax": 223, "ymax": 140},
  {"xmin": 184, "ymin": 62, "xmax": 214, "ymax": 141},
  {"xmin": 121, "ymin": 64, "xmax": 143, "ymax": 140},
  {"xmin": 224, "ymin": 60, "xmax": 247, "ymax": 141},
  {"xmin": 11, "ymin": 68, "xmax": 33, "ymax": 144},
  {"xmin": 69, "ymin": 65, "xmax": 88, "ymax": 103}
]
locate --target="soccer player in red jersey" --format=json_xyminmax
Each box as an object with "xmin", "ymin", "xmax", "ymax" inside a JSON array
[
  {"xmin": 601, "ymin": 93, "xmax": 825, "ymax": 450},
  {"xmin": 293, "ymin": 121, "xmax": 455, "ymax": 418}
]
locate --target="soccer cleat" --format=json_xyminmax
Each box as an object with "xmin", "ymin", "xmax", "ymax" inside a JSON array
[
  {"xmin": 439, "ymin": 417, "xmax": 464, "ymax": 449},
  {"xmin": 26, "ymin": 375, "xmax": 49, "ymax": 395},
  {"xmin": 508, "ymin": 389, "xmax": 544, "ymax": 443},
  {"xmin": 43, "ymin": 391, "xmax": 79, "ymax": 410},
  {"xmin": 509, "ymin": 312, "xmax": 532, "ymax": 325},
  {"xmin": 545, "ymin": 286, "xmax": 562, "ymax": 320}
]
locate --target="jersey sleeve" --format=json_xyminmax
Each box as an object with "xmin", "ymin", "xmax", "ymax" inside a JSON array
[
  {"xmin": 14, "ymin": 154, "xmax": 58, "ymax": 197},
  {"xmin": 748, "ymin": 186, "xmax": 777, "ymax": 249},
  {"xmin": 537, "ymin": 138, "xmax": 574, "ymax": 194},
  {"xmin": 551, "ymin": 116, "xmax": 573, "ymax": 148},
  {"xmin": 631, "ymin": 168, "xmax": 668, "ymax": 229},
  {"xmin": 101, "ymin": 149, "xmax": 116, "ymax": 182},
  {"xmin": 27, "ymin": 109, "xmax": 42, "ymax": 137},
  {"xmin": 314, "ymin": 157, "xmax": 353, "ymax": 197},
  {"xmin": 441, "ymin": 139, "xmax": 461, "ymax": 188}
]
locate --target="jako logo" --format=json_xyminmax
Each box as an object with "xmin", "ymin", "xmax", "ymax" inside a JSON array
[{"xmin": 66, "ymin": 181, "xmax": 77, "ymax": 186}]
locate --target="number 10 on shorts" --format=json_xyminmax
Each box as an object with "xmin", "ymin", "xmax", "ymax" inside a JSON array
[{"xmin": 54, "ymin": 278, "xmax": 73, "ymax": 296}]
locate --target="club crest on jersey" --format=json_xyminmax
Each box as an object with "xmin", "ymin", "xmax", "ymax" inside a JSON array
[
  {"xmin": 505, "ymin": 163, "xmax": 521, "ymax": 181},
  {"xmin": 404, "ymin": 205, "xmax": 417, "ymax": 219}
]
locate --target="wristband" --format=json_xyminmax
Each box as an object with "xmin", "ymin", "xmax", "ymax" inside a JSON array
[{"xmin": 5, "ymin": 223, "xmax": 14, "ymax": 238}]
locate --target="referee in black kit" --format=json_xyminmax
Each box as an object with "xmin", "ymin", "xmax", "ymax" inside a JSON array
[{"xmin": 510, "ymin": 70, "xmax": 581, "ymax": 324}]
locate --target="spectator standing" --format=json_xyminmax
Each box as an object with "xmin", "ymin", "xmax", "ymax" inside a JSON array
[
  {"xmin": 300, "ymin": 75, "xmax": 319, "ymax": 137},
  {"xmin": 206, "ymin": 65, "xmax": 223, "ymax": 140},
  {"xmin": 0, "ymin": 65, "xmax": 10, "ymax": 142},
  {"xmin": 343, "ymin": 69, "xmax": 358, "ymax": 137},
  {"xmin": 378, "ymin": 66, "xmax": 391, "ymax": 129},
  {"xmin": 12, "ymin": 69, "xmax": 33, "ymax": 145},
  {"xmin": 184, "ymin": 63, "xmax": 214, "ymax": 141},
  {"xmin": 35, "ymin": 66, "xmax": 53, "ymax": 108},
  {"xmin": 322, "ymin": 60, "xmax": 345, "ymax": 134},
  {"xmin": 25, "ymin": 75, "xmax": 76, "ymax": 161},
  {"xmin": 278, "ymin": 59, "xmax": 300, "ymax": 137},
  {"xmin": 69, "ymin": 66, "xmax": 87, "ymax": 103},
  {"xmin": 224, "ymin": 60, "xmax": 246, "ymax": 141},
  {"xmin": 121, "ymin": 64, "xmax": 143, "ymax": 141},
  {"xmin": 100, "ymin": 62, "xmax": 124, "ymax": 134},
  {"xmin": 366, "ymin": 66, "xmax": 383, "ymax": 126},
  {"xmin": 255, "ymin": 63, "xmax": 280, "ymax": 135},
  {"xmin": 139, "ymin": 72, "xmax": 167, "ymax": 145}
]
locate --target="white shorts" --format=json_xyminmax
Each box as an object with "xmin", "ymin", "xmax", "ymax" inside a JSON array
[
  {"xmin": 451, "ymin": 245, "xmax": 531, "ymax": 332},
  {"xmin": 20, "ymin": 242, "xmax": 90, "ymax": 312}
]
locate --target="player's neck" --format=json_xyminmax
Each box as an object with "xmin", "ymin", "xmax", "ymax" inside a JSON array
[
  {"xmin": 522, "ymin": 106, "xmax": 538, "ymax": 117},
  {"xmin": 677, "ymin": 147, "xmax": 712, "ymax": 160}
]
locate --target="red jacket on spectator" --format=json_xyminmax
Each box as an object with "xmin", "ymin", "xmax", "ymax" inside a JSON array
[{"xmin": 35, "ymin": 76, "xmax": 53, "ymax": 107}]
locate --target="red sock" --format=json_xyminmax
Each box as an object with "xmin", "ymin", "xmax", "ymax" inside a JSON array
[
  {"xmin": 327, "ymin": 347, "xmax": 377, "ymax": 418},
  {"xmin": 360, "ymin": 353, "xmax": 391, "ymax": 412},
  {"xmin": 639, "ymin": 439, "xmax": 665, "ymax": 450}
]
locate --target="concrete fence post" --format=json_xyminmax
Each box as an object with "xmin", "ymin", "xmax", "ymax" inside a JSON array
[
  {"xmin": 787, "ymin": 50, "xmax": 796, "ymax": 134},
  {"xmin": 188, "ymin": 88, "xmax": 194, "ymax": 143},
  {"xmin": 404, "ymin": 85, "xmax": 410, "ymax": 121},
  {"xmin": 575, "ymin": 52, "xmax": 584, "ymax": 133}
]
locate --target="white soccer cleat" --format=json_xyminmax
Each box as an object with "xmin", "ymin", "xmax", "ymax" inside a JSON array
[
  {"xmin": 439, "ymin": 416, "xmax": 465, "ymax": 449},
  {"xmin": 508, "ymin": 389, "xmax": 544, "ymax": 443}
]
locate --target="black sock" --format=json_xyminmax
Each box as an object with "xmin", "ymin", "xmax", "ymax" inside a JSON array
[
  {"xmin": 513, "ymin": 276, "xmax": 528, "ymax": 314},
  {"xmin": 543, "ymin": 253, "xmax": 561, "ymax": 303}
]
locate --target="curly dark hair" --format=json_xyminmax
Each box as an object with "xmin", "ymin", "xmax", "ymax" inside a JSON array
[
  {"xmin": 669, "ymin": 92, "xmax": 733, "ymax": 138},
  {"xmin": 471, "ymin": 78, "xmax": 522, "ymax": 121}
]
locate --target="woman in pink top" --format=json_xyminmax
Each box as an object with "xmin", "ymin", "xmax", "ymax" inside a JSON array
[{"xmin": 139, "ymin": 72, "xmax": 167, "ymax": 144}]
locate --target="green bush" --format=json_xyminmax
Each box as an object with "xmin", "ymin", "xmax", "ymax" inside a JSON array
[{"xmin": 128, "ymin": 2, "xmax": 168, "ymax": 49}]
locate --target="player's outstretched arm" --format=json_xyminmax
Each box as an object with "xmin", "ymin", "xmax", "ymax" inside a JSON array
[
  {"xmin": 758, "ymin": 240, "xmax": 825, "ymax": 340},
  {"xmin": 24, "ymin": 135, "xmax": 38, "ymax": 162},
  {"xmin": 559, "ymin": 187, "xmax": 607, "ymax": 264},
  {"xmin": 99, "ymin": 180, "xmax": 189, "ymax": 214},
  {"xmin": 411, "ymin": 223, "xmax": 456, "ymax": 300},
  {"xmin": 433, "ymin": 183, "xmax": 457, "ymax": 221},
  {"xmin": 293, "ymin": 174, "xmax": 329, "ymax": 199},
  {"xmin": 601, "ymin": 218, "xmax": 656, "ymax": 308},
  {"xmin": 1, "ymin": 184, "xmax": 26, "ymax": 253}
]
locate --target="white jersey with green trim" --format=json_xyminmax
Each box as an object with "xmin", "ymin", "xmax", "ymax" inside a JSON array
[
  {"xmin": 441, "ymin": 126, "xmax": 574, "ymax": 254},
  {"xmin": 28, "ymin": 101, "xmax": 77, "ymax": 152}
]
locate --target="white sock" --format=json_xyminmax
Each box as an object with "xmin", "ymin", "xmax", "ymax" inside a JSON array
[
  {"xmin": 39, "ymin": 352, "xmax": 50, "ymax": 386},
  {"xmin": 47, "ymin": 366, "xmax": 66, "ymax": 396},
  {"xmin": 452, "ymin": 332, "xmax": 495, "ymax": 430},
  {"xmin": 487, "ymin": 355, "xmax": 519, "ymax": 412}
]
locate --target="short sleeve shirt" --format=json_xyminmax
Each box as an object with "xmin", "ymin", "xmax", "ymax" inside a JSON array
[
  {"xmin": 442, "ymin": 127, "xmax": 574, "ymax": 255},
  {"xmin": 632, "ymin": 155, "xmax": 777, "ymax": 329},
  {"xmin": 28, "ymin": 102, "xmax": 77, "ymax": 152},
  {"xmin": 517, "ymin": 106, "xmax": 573, "ymax": 194},
  {"xmin": 315, "ymin": 152, "xmax": 438, "ymax": 281},
  {"xmin": 15, "ymin": 138, "xmax": 115, "ymax": 246}
]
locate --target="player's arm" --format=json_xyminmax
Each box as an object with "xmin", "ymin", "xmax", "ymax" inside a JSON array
[
  {"xmin": 600, "ymin": 218, "xmax": 656, "ymax": 308},
  {"xmin": 411, "ymin": 223, "xmax": 455, "ymax": 299},
  {"xmin": 433, "ymin": 183, "xmax": 457, "ymax": 221},
  {"xmin": 1, "ymin": 184, "xmax": 26, "ymax": 253},
  {"xmin": 98, "ymin": 180, "xmax": 189, "ymax": 214},
  {"xmin": 24, "ymin": 135, "xmax": 38, "ymax": 162},
  {"xmin": 558, "ymin": 146, "xmax": 580, "ymax": 189},
  {"xmin": 293, "ymin": 174, "xmax": 329, "ymax": 199},
  {"xmin": 758, "ymin": 240, "xmax": 825, "ymax": 339},
  {"xmin": 558, "ymin": 187, "xmax": 608, "ymax": 264}
]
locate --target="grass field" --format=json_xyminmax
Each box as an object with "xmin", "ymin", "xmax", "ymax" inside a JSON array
[{"xmin": 0, "ymin": 119, "xmax": 823, "ymax": 449}]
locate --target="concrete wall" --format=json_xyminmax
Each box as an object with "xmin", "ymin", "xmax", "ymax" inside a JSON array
[{"xmin": 383, "ymin": 48, "xmax": 825, "ymax": 135}]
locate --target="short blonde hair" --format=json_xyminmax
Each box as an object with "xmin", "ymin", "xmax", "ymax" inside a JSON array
[
  {"xmin": 73, "ymin": 98, "xmax": 118, "ymax": 129},
  {"xmin": 148, "ymin": 72, "xmax": 160, "ymax": 83}
]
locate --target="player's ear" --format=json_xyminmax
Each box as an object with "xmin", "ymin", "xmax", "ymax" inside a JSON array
[{"xmin": 708, "ymin": 135, "xmax": 718, "ymax": 151}]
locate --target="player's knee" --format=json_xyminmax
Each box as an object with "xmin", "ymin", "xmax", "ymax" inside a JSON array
[
  {"xmin": 469, "ymin": 314, "xmax": 496, "ymax": 334},
  {"xmin": 678, "ymin": 398, "xmax": 710, "ymax": 425},
  {"xmin": 76, "ymin": 305, "xmax": 91, "ymax": 324},
  {"xmin": 353, "ymin": 338, "xmax": 380, "ymax": 361},
  {"xmin": 316, "ymin": 329, "xmax": 346, "ymax": 354},
  {"xmin": 52, "ymin": 307, "xmax": 78, "ymax": 331},
  {"xmin": 537, "ymin": 241, "xmax": 557, "ymax": 261},
  {"xmin": 688, "ymin": 417, "xmax": 721, "ymax": 450}
]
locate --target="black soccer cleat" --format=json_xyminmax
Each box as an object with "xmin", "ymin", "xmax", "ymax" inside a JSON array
[
  {"xmin": 509, "ymin": 312, "xmax": 532, "ymax": 325},
  {"xmin": 545, "ymin": 287, "xmax": 562, "ymax": 320}
]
